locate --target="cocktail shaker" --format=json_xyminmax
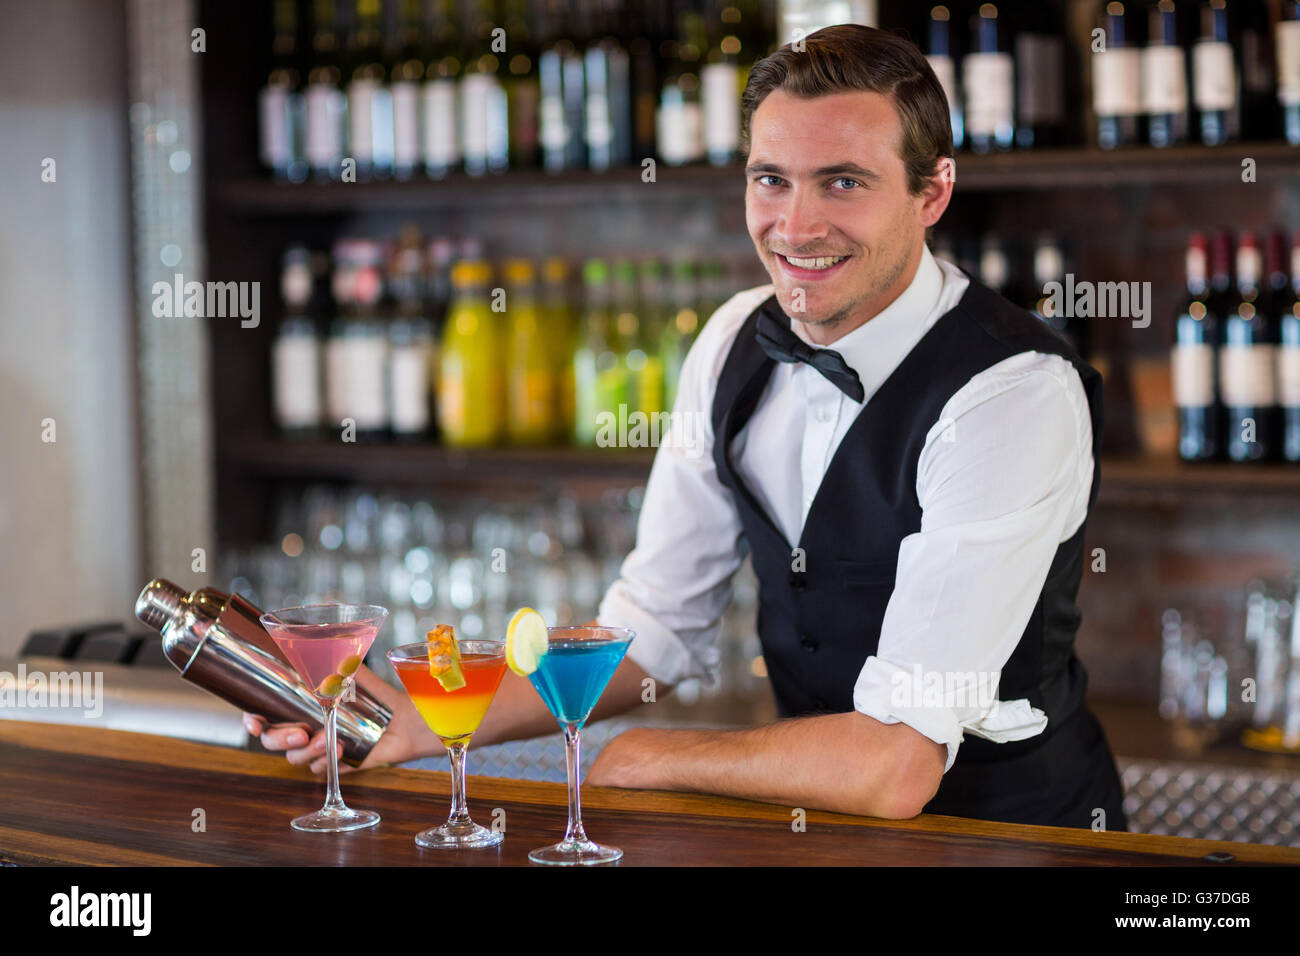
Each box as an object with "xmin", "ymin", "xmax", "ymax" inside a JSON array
[{"xmin": 134, "ymin": 578, "xmax": 391, "ymax": 765}]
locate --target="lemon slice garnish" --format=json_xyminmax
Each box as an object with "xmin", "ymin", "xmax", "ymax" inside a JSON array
[
  {"xmin": 505, "ymin": 607, "xmax": 549, "ymax": 676},
  {"xmin": 426, "ymin": 624, "xmax": 466, "ymax": 691}
]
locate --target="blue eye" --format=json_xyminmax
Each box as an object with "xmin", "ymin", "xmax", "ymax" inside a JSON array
[
  {"xmin": 756, "ymin": 174, "xmax": 782, "ymax": 187},
  {"xmin": 833, "ymin": 177, "xmax": 860, "ymax": 190}
]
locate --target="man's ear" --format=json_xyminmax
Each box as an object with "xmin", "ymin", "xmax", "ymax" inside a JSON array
[{"xmin": 919, "ymin": 157, "xmax": 955, "ymax": 229}]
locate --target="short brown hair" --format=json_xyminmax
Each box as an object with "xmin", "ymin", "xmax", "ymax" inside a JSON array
[{"xmin": 741, "ymin": 24, "xmax": 954, "ymax": 196}]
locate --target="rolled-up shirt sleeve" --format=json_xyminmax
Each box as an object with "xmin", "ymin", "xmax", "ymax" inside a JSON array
[
  {"xmin": 596, "ymin": 291, "xmax": 767, "ymax": 687},
  {"xmin": 851, "ymin": 352, "xmax": 1094, "ymax": 773}
]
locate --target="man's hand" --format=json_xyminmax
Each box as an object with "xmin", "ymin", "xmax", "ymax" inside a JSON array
[
  {"xmin": 243, "ymin": 663, "xmax": 439, "ymax": 775},
  {"xmin": 585, "ymin": 713, "xmax": 946, "ymax": 820},
  {"xmin": 586, "ymin": 727, "xmax": 669, "ymax": 789}
]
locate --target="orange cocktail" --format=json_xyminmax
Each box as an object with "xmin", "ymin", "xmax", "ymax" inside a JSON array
[
  {"xmin": 392, "ymin": 651, "xmax": 507, "ymax": 746},
  {"xmin": 386, "ymin": 637, "xmax": 507, "ymax": 849}
]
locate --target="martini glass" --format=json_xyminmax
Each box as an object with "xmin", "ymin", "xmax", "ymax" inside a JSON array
[
  {"xmin": 526, "ymin": 625, "xmax": 635, "ymax": 865},
  {"xmin": 260, "ymin": 603, "xmax": 388, "ymax": 833},
  {"xmin": 387, "ymin": 640, "xmax": 508, "ymax": 848}
]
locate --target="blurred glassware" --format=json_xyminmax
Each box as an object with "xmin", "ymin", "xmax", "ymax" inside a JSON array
[{"xmin": 218, "ymin": 480, "xmax": 762, "ymax": 708}]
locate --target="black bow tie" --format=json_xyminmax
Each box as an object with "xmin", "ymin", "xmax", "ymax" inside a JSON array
[{"xmin": 755, "ymin": 302, "xmax": 865, "ymax": 403}]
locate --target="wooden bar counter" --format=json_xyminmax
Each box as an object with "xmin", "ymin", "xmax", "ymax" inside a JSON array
[{"xmin": 1, "ymin": 720, "xmax": 1296, "ymax": 866}]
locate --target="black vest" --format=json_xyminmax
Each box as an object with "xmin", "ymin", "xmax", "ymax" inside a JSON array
[{"xmin": 711, "ymin": 278, "xmax": 1127, "ymax": 830}]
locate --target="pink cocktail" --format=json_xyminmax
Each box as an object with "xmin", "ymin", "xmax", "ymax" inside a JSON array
[{"xmin": 261, "ymin": 603, "xmax": 388, "ymax": 833}]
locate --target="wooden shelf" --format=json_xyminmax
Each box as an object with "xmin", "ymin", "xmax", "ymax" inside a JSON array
[
  {"xmin": 953, "ymin": 141, "xmax": 1300, "ymax": 190},
  {"xmin": 1099, "ymin": 455, "xmax": 1300, "ymax": 506},
  {"xmin": 214, "ymin": 142, "xmax": 1300, "ymax": 215},
  {"xmin": 222, "ymin": 438, "xmax": 1300, "ymax": 501},
  {"xmin": 220, "ymin": 435, "xmax": 655, "ymax": 487}
]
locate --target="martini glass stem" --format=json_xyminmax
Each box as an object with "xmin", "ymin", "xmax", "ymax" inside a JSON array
[
  {"xmin": 562, "ymin": 723, "xmax": 589, "ymax": 845},
  {"xmin": 446, "ymin": 741, "xmax": 471, "ymax": 827},
  {"xmin": 321, "ymin": 697, "xmax": 347, "ymax": 813}
]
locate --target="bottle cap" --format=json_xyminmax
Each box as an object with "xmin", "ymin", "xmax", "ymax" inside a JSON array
[{"xmin": 451, "ymin": 259, "xmax": 492, "ymax": 286}]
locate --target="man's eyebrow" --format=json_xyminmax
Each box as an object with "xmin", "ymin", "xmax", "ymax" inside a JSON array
[{"xmin": 745, "ymin": 161, "xmax": 883, "ymax": 181}]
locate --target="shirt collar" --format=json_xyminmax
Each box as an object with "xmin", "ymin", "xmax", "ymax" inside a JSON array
[{"xmin": 788, "ymin": 244, "xmax": 945, "ymax": 402}]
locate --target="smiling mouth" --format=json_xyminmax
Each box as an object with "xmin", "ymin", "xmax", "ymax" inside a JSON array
[
  {"xmin": 775, "ymin": 253, "xmax": 851, "ymax": 271},
  {"xmin": 769, "ymin": 252, "xmax": 852, "ymax": 270}
]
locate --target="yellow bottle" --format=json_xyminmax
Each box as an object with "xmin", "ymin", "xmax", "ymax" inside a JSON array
[
  {"xmin": 504, "ymin": 258, "xmax": 554, "ymax": 443},
  {"xmin": 438, "ymin": 258, "xmax": 502, "ymax": 445},
  {"xmin": 541, "ymin": 257, "xmax": 575, "ymax": 441},
  {"xmin": 637, "ymin": 259, "xmax": 667, "ymax": 419}
]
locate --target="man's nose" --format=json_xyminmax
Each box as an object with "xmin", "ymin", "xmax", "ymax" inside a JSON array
[{"xmin": 776, "ymin": 188, "xmax": 829, "ymax": 250}]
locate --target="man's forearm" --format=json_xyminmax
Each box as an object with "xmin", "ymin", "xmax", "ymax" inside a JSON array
[
  {"xmin": 595, "ymin": 712, "xmax": 944, "ymax": 819},
  {"xmin": 436, "ymin": 655, "xmax": 657, "ymax": 752}
]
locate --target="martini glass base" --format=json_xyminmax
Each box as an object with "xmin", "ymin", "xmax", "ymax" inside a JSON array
[
  {"xmin": 529, "ymin": 839, "xmax": 622, "ymax": 866},
  {"xmin": 290, "ymin": 807, "xmax": 381, "ymax": 833},
  {"xmin": 415, "ymin": 822, "xmax": 504, "ymax": 849}
]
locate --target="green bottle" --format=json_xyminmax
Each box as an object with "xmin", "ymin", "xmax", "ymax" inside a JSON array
[
  {"xmin": 573, "ymin": 259, "xmax": 624, "ymax": 446},
  {"xmin": 660, "ymin": 259, "xmax": 700, "ymax": 411},
  {"xmin": 612, "ymin": 258, "xmax": 644, "ymax": 416}
]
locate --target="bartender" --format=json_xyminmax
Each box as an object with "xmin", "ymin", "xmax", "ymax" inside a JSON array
[{"xmin": 251, "ymin": 23, "xmax": 1127, "ymax": 830}]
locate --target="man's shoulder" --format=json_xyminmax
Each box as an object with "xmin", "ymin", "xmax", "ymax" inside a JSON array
[{"xmin": 690, "ymin": 282, "xmax": 775, "ymax": 381}]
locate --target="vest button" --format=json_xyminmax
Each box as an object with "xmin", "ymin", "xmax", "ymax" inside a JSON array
[
  {"xmin": 813, "ymin": 697, "xmax": 827, "ymax": 710},
  {"xmin": 800, "ymin": 635, "xmax": 818, "ymax": 652},
  {"xmin": 788, "ymin": 574, "xmax": 805, "ymax": 591}
]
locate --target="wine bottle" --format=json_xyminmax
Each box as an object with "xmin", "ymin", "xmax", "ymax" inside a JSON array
[
  {"xmin": 1221, "ymin": 231, "xmax": 1278, "ymax": 461},
  {"xmin": 658, "ymin": 2, "xmax": 707, "ymax": 165},
  {"xmin": 1030, "ymin": 234, "xmax": 1087, "ymax": 357},
  {"xmin": 701, "ymin": 0, "xmax": 744, "ymax": 166},
  {"xmin": 305, "ymin": 0, "xmax": 348, "ymax": 181},
  {"xmin": 978, "ymin": 233, "xmax": 1010, "ymax": 296},
  {"xmin": 259, "ymin": 0, "xmax": 307, "ymax": 183},
  {"xmin": 502, "ymin": 0, "xmax": 542, "ymax": 169},
  {"xmin": 1015, "ymin": 0, "xmax": 1065, "ymax": 148},
  {"xmin": 346, "ymin": 0, "xmax": 392, "ymax": 180},
  {"xmin": 1142, "ymin": 0, "xmax": 1190, "ymax": 147},
  {"xmin": 1193, "ymin": 0, "xmax": 1239, "ymax": 145},
  {"xmin": 1093, "ymin": 1, "xmax": 1144, "ymax": 149},
  {"xmin": 964, "ymin": 2, "xmax": 1015, "ymax": 154},
  {"xmin": 585, "ymin": 0, "xmax": 632, "ymax": 170},
  {"xmin": 425, "ymin": 235, "xmax": 456, "ymax": 348},
  {"xmin": 272, "ymin": 246, "xmax": 323, "ymax": 435},
  {"xmin": 326, "ymin": 239, "xmax": 359, "ymax": 430},
  {"xmin": 926, "ymin": 5, "xmax": 964, "ymax": 150},
  {"xmin": 1279, "ymin": 231, "xmax": 1300, "ymax": 461},
  {"xmin": 387, "ymin": 228, "xmax": 433, "ymax": 441},
  {"xmin": 390, "ymin": 0, "xmax": 426, "ymax": 180},
  {"xmin": 538, "ymin": 0, "xmax": 586, "ymax": 171},
  {"xmin": 1238, "ymin": 0, "xmax": 1278, "ymax": 141},
  {"xmin": 1280, "ymin": 1, "xmax": 1300, "ymax": 146},
  {"xmin": 422, "ymin": 0, "xmax": 462, "ymax": 179},
  {"xmin": 1173, "ymin": 231, "xmax": 1220, "ymax": 461},
  {"xmin": 628, "ymin": 2, "xmax": 661, "ymax": 160},
  {"xmin": 461, "ymin": 0, "xmax": 510, "ymax": 176},
  {"xmin": 345, "ymin": 238, "xmax": 392, "ymax": 441}
]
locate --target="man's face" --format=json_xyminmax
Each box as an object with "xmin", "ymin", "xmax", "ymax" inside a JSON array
[{"xmin": 745, "ymin": 89, "xmax": 930, "ymax": 338}]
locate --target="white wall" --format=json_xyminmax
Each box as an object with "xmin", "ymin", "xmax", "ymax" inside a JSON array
[{"xmin": 0, "ymin": 0, "xmax": 140, "ymax": 654}]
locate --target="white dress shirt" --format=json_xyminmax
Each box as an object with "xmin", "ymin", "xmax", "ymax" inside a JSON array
[{"xmin": 597, "ymin": 244, "xmax": 1095, "ymax": 773}]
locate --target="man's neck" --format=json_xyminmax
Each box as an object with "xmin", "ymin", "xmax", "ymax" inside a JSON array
[{"xmin": 796, "ymin": 245, "xmax": 924, "ymax": 347}]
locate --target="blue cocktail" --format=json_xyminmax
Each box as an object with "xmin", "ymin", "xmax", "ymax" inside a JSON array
[
  {"xmin": 526, "ymin": 625, "xmax": 634, "ymax": 865},
  {"xmin": 529, "ymin": 639, "xmax": 628, "ymax": 725}
]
